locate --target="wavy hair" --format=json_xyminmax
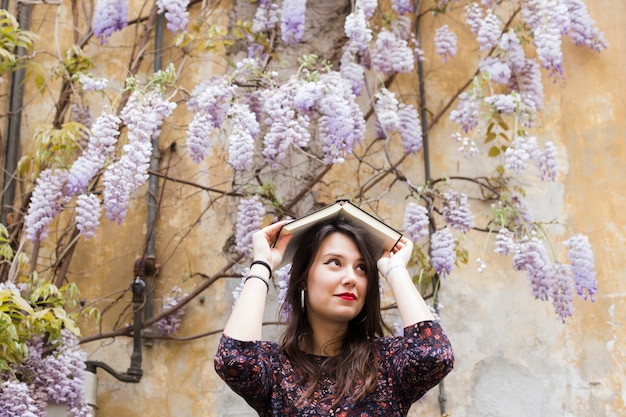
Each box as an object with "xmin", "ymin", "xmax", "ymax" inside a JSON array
[{"xmin": 279, "ymin": 218, "xmax": 388, "ymax": 406}]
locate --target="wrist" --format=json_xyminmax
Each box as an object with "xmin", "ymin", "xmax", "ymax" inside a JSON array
[
  {"xmin": 250, "ymin": 259, "xmax": 272, "ymax": 279},
  {"xmin": 384, "ymin": 264, "xmax": 406, "ymax": 279}
]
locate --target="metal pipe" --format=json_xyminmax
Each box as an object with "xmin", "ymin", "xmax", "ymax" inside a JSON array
[
  {"xmin": 142, "ymin": 12, "xmax": 166, "ymax": 339},
  {"xmin": 1, "ymin": 2, "xmax": 31, "ymax": 225},
  {"xmin": 416, "ymin": 8, "xmax": 448, "ymax": 417},
  {"xmin": 85, "ymin": 277, "xmax": 146, "ymax": 383}
]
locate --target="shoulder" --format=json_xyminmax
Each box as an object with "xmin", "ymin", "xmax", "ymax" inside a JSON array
[
  {"xmin": 216, "ymin": 333, "xmax": 282, "ymax": 361},
  {"xmin": 374, "ymin": 320, "xmax": 448, "ymax": 354}
]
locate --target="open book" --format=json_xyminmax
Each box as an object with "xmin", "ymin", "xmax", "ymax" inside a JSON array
[{"xmin": 274, "ymin": 200, "xmax": 402, "ymax": 268}]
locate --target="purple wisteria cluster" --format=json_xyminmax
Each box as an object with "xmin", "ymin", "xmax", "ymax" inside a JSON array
[
  {"xmin": 156, "ymin": 0, "xmax": 190, "ymax": 34},
  {"xmin": 66, "ymin": 111, "xmax": 121, "ymax": 195},
  {"xmin": 449, "ymin": 1, "xmax": 607, "ymax": 160},
  {"xmin": 92, "ymin": 0, "xmax": 128, "ymax": 43},
  {"xmin": 441, "ymin": 191, "xmax": 475, "ymax": 234},
  {"xmin": 434, "ymin": 25, "xmax": 457, "ymax": 62},
  {"xmin": 430, "ymin": 227, "xmax": 456, "ymax": 277},
  {"xmin": 24, "ymin": 169, "xmax": 70, "ymax": 242},
  {"xmin": 403, "ymin": 202, "xmax": 429, "ymax": 242},
  {"xmin": 498, "ymin": 230, "xmax": 597, "ymax": 323},
  {"xmin": 5, "ymin": 330, "xmax": 93, "ymax": 417},
  {"xmin": 252, "ymin": 0, "xmax": 280, "ymax": 33},
  {"xmin": 0, "ymin": 380, "xmax": 39, "ymax": 417},
  {"xmin": 234, "ymin": 196, "xmax": 266, "ymax": 256},
  {"xmin": 281, "ymin": 0, "xmax": 306, "ymax": 45},
  {"xmin": 156, "ymin": 286, "xmax": 189, "ymax": 336},
  {"xmin": 186, "ymin": 77, "xmax": 236, "ymax": 163},
  {"xmin": 504, "ymin": 135, "xmax": 558, "ymax": 181},
  {"xmin": 103, "ymin": 89, "xmax": 176, "ymax": 223}
]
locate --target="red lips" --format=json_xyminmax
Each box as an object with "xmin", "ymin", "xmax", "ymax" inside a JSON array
[{"xmin": 336, "ymin": 293, "xmax": 356, "ymax": 301}]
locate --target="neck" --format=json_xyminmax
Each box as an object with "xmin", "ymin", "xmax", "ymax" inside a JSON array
[{"xmin": 305, "ymin": 318, "xmax": 348, "ymax": 356}]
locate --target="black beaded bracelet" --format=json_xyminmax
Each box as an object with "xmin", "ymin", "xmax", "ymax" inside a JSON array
[
  {"xmin": 250, "ymin": 259, "xmax": 272, "ymax": 279},
  {"xmin": 244, "ymin": 274, "xmax": 269, "ymax": 292}
]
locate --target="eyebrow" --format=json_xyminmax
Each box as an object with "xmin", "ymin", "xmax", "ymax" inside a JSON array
[{"xmin": 321, "ymin": 252, "xmax": 364, "ymax": 262}]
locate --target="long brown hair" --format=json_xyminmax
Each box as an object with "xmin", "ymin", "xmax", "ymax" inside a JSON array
[{"xmin": 280, "ymin": 219, "xmax": 387, "ymax": 405}]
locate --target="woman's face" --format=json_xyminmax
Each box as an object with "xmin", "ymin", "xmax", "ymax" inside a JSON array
[{"xmin": 305, "ymin": 232, "xmax": 368, "ymax": 326}]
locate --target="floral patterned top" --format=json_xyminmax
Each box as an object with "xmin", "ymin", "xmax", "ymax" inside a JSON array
[{"xmin": 214, "ymin": 321, "xmax": 454, "ymax": 416}]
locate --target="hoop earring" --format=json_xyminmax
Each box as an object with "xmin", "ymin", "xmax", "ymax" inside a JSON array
[
  {"xmin": 300, "ymin": 288, "xmax": 306, "ymax": 312},
  {"xmin": 355, "ymin": 314, "xmax": 367, "ymax": 323}
]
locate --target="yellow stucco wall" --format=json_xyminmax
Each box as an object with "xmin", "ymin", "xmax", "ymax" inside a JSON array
[{"xmin": 7, "ymin": 0, "xmax": 625, "ymax": 415}]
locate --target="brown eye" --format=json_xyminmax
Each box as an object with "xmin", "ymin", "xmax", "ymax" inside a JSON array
[{"xmin": 324, "ymin": 259, "xmax": 341, "ymax": 267}]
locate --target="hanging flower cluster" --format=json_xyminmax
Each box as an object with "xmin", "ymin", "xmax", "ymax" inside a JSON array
[
  {"xmin": 156, "ymin": 0, "xmax": 190, "ymax": 34},
  {"xmin": 4, "ymin": 330, "xmax": 94, "ymax": 417},
  {"xmin": 156, "ymin": 286, "xmax": 189, "ymax": 336},
  {"xmin": 234, "ymin": 196, "xmax": 266, "ymax": 256}
]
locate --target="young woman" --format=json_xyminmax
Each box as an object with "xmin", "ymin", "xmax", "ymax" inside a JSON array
[{"xmin": 214, "ymin": 218, "xmax": 454, "ymax": 416}]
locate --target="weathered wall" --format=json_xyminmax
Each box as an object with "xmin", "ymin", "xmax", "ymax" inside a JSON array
[{"xmin": 10, "ymin": 0, "xmax": 625, "ymax": 416}]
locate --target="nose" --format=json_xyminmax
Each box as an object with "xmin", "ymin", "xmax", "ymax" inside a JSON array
[{"xmin": 341, "ymin": 267, "xmax": 358, "ymax": 287}]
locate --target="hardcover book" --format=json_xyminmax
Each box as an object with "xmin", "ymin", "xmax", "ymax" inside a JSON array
[{"xmin": 275, "ymin": 200, "xmax": 402, "ymax": 268}]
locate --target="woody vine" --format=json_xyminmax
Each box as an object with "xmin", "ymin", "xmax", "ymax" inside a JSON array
[{"xmin": 0, "ymin": 0, "xmax": 603, "ymax": 415}]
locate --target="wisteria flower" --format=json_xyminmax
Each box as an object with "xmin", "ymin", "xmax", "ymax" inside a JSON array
[
  {"xmin": 316, "ymin": 72, "xmax": 366, "ymax": 164},
  {"xmin": 75, "ymin": 193, "xmax": 101, "ymax": 239},
  {"xmin": 566, "ymin": 0, "xmax": 608, "ymax": 51},
  {"xmin": 356, "ymin": 0, "xmax": 377, "ymax": 19},
  {"xmin": 465, "ymin": 2, "xmax": 483, "ymax": 34},
  {"xmin": 340, "ymin": 54, "xmax": 365, "ymax": 96},
  {"xmin": 441, "ymin": 191, "xmax": 475, "ymax": 233},
  {"xmin": 484, "ymin": 93, "xmax": 518, "ymax": 115},
  {"xmin": 391, "ymin": 0, "xmax": 413, "ymax": 15},
  {"xmin": 564, "ymin": 234, "xmax": 597, "ymax": 301},
  {"xmin": 533, "ymin": 140, "xmax": 558, "ymax": 181},
  {"xmin": 24, "ymin": 169, "xmax": 70, "ymax": 242},
  {"xmin": 404, "ymin": 202, "xmax": 429, "ymax": 241},
  {"xmin": 434, "ymin": 24, "xmax": 457, "ymax": 62},
  {"xmin": 430, "ymin": 227, "xmax": 456, "ymax": 277},
  {"xmin": 156, "ymin": 0, "xmax": 190, "ymax": 34},
  {"xmin": 235, "ymin": 196, "xmax": 265, "ymax": 256},
  {"xmin": 477, "ymin": 10, "xmax": 501, "ymax": 50},
  {"xmin": 103, "ymin": 90, "xmax": 176, "ymax": 223},
  {"xmin": 275, "ymin": 265, "xmax": 292, "ymax": 321},
  {"xmin": 66, "ymin": 111, "xmax": 121, "ymax": 195},
  {"xmin": 281, "ymin": 0, "xmax": 306, "ymax": 45},
  {"xmin": 480, "ymin": 57, "xmax": 512, "ymax": 84},
  {"xmin": 499, "ymin": 29, "xmax": 526, "ymax": 70},
  {"xmin": 20, "ymin": 330, "xmax": 92, "ymax": 417},
  {"xmin": 371, "ymin": 29, "xmax": 415, "ymax": 75},
  {"xmin": 0, "ymin": 380, "xmax": 39, "ymax": 417},
  {"xmin": 512, "ymin": 234, "xmax": 553, "ymax": 301},
  {"xmin": 344, "ymin": 9, "xmax": 372, "ymax": 52},
  {"xmin": 262, "ymin": 79, "xmax": 312, "ymax": 168},
  {"xmin": 374, "ymin": 88, "xmax": 400, "ymax": 134},
  {"xmin": 494, "ymin": 227, "xmax": 516, "ymax": 256},
  {"xmin": 450, "ymin": 89, "xmax": 481, "ymax": 133},
  {"xmin": 504, "ymin": 135, "xmax": 538, "ymax": 175},
  {"xmin": 551, "ymin": 262, "xmax": 574, "ymax": 322},
  {"xmin": 228, "ymin": 103, "xmax": 259, "ymax": 171},
  {"xmin": 93, "ymin": 0, "xmax": 128, "ymax": 43},
  {"xmin": 187, "ymin": 113, "xmax": 216, "ymax": 163},
  {"xmin": 398, "ymin": 103, "xmax": 422, "ymax": 153},
  {"xmin": 252, "ymin": 0, "xmax": 280, "ymax": 33},
  {"xmin": 156, "ymin": 286, "xmax": 188, "ymax": 336},
  {"xmin": 453, "ymin": 132, "xmax": 479, "ymax": 158},
  {"xmin": 78, "ymin": 74, "xmax": 108, "ymax": 91}
]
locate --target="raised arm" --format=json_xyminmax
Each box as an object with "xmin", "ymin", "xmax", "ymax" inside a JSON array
[
  {"xmin": 377, "ymin": 237, "xmax": 434, "ymax": 327},
  {"xmin": 223, "ymin": 220, "xmax": 292, "ymax": 341}
]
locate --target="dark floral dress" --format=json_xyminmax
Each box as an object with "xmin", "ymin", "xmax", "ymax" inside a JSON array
[{"xmin": 214, "ymin": 320, "xmax": 454, "ymax": 416}]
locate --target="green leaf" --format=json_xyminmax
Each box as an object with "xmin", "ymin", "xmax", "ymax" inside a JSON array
[{"xmin": 488, "ymin": 146, "xmax": 501, "ymax": 157}]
